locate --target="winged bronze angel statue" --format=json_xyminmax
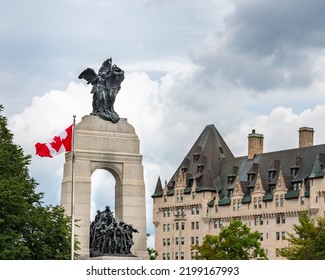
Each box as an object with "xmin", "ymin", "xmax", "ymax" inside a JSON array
[{"xmin": 78, "ymin": 58, "xmax": 125, "ymax": 123}]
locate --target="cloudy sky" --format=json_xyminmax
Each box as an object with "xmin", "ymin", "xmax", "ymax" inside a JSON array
[{"xmin": 2, "ymin": 0, "xmax": 325, "ymax": 248}]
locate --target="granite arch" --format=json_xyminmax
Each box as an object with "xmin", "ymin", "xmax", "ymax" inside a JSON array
[{"xmin": 61, "ymin": 116, "xmax": 147, "ymax": 259}]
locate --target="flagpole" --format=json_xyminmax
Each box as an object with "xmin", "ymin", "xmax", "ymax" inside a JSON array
[{"xmin": 71, "ymin": 115, "xmax": 76, "ymax": 260}]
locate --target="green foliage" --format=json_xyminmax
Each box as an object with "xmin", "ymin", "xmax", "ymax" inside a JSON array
[
  {"xmin": 147, "ymin": 247, "xmax": 158, "ymax": 260},
  {"xmin": 0, "ymin": 105, "xmax": 78, "ymax": 259},
  {"xmin": 146, "ymin": 233, "xmax": 158, "ymax": 260},
  {"xmin": 192, "ymin": 220, "xmax": 267, "ymax": 260},
  {"xmin": 279, "ymin": 211, "xmax": 325, "ymax": 260},
  {"xmin": 24, "ymin": 205, "xmax": 79, "ymax": 260}
]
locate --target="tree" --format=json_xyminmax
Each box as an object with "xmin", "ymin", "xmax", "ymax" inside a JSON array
[
  {"xmin": 23, "ymin": 205, "xmax": 78, "ymax": 260},
  {"xmin": 0, "ymin": 104, "xmax": 78, "ymax": 259},
  {"xmin": 192, "ymin": 220, "xmax": 267, "ymax": 260},
  {"xmin": 279, "ymin": 211, "xmax": 325, "ymax": 260},
  {"xmin": 147, "ymin": 247, "xmax": 158, "ymax": 260},
  {"xmin": 146, "ymin": 233, "xmax": 158, "ymax": 260}
]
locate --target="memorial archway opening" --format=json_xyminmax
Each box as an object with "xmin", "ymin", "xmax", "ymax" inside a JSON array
[{"xmin": 90, "ymin": 169, "xmax": 116, "ymax": 220}]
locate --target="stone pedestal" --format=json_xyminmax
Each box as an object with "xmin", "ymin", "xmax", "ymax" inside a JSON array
[{"xmin": 61, "ymin": 115, "xmax": 148, "ymax": 259}]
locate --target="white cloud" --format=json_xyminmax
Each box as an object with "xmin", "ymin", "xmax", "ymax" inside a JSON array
[
  {"xmin": 10, "ymin": 82, "xmax": 91, "ymax": 152},
  {"xmin": 226, "ymin": 104, "xmax": 325, "ymax": 157}
]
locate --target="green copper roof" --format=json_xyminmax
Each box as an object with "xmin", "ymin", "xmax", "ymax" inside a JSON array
[
  {"xmin": 241, "ymin": 195, "xmax": 251, "ymax": 204},
  {"xmin": 207, "ymin": 197, "xmax": 216, "ymax": 207},
  {"xmin": 183, "ymin": 186, "xmax": 192, "ymax": 194},
  {"xmin": 309, "ymin": 154, "xmax": 324, "ymax": 179},
  {"xmin": 227, "ymin": 184, "xmax": 235, "ymax": 191},
  {"xmin": 167, "ymin": 189, "xmax": 174, "ymax": 196},
  {"xmin": 196, "ymin": 185, "xmax": 217, "ymax": 193},
  {"xmin": 285, "ymin": 191, "xmax": 299, "ymax": 199},
  {"xmin": 263, "ymin": 193, "xmax": 273, "ymax": 201},
  {"xmin": 151, "ymin": 191, "xmax": 163, "ymax": 198},
  {"xmin": 218, "ymin": 197, "xmax": 231, "ymax": 206}
]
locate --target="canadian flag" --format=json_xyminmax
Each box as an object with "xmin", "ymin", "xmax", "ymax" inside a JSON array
[{"xmin": 35, "ymin": 125, "xmax": 73, "ymax": 158}]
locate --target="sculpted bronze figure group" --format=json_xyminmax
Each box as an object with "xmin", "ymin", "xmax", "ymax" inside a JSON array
[
  {"xmin": 79, "ymin": 58, "xmax": 124, "ymax": 123},
  {"xmin": 89, "ymin": 206, "xmax": 138, "ymax": 257}
]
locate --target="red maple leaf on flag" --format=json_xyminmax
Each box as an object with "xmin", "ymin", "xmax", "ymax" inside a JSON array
[
  {"xmin": 35, "ymin": 124, "xmax": 72, "ymax": 158},
  {"xmin": 50, "ymin": 135, "xmax": 64, "ymax": 153}
]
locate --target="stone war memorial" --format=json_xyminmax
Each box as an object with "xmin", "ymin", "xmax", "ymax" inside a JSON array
[{"xmin": 60, "ymin": 58, "xmax": 148, "ymax": 259}]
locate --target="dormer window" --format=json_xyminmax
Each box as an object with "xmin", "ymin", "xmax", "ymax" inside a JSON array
[
  {"xmin": 268, "ymin": 160, "xmax": 280, "ymax": 180},
  {"xmin": 228, "ymin": 166, "xmax": 238, "ymax": 185},
  {"xmin": 292, "ymin": 182, "xmax": 301, "ymax": 191},
  {"xmin": 181, "ymin": 166, "xmax": 187, "ymax": 173},
  {"xmin": 197, "ymin": 164, "xmax": 204, "ymax": 173},
  {"xmin": 248, "ymin": 173, "xmax": 255, "ymax": 182},
  {"xmin": 228, "ymin": 176, "xmax": 235, "ymax": 184},
  {"xmin": 269, "ymin": 170, "xmax": 276, "ymax": 179},
  {"xmin": 247, "ymin": 163, "xmax": 258, "ymax": 182},
  {"xmin": 290, "ymin": 157, "xmax": 301, "ymax": 177},
  {"xmin": 193, "ymin": 153, "xmax": 200, "ymax": 162},
  {"xmin": 291, "ymin": 167, "xmax": 298, "ymax": 176}
]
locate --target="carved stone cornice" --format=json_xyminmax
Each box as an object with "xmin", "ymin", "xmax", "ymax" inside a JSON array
[
  {"xmin": 158, "ymin": 203, "xmax": 201, "ymax": 212},
  {"xmin": 211, "ymin": 209, "xmax": 304, "ymax": 222},
  {"xmin": 202, "ymin": 217, "xmax": 212, "ymax": 223},
  {"xmin": 310, "ymin": 207, "xmax": 319, "ymax": 215}
]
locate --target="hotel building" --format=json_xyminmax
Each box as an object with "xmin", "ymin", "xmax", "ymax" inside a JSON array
[{"xmin": 152, "ymin": 125, "xmax": 325, "ymax": 259}]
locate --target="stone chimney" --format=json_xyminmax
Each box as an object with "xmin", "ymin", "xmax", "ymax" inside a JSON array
[
  {"xmin": 248, "ymin": 129, "xmax": 264, "ymax": 160},
  {"xmin": 299, "ymin": 127, "xmax": 314, "ymax": 148}
]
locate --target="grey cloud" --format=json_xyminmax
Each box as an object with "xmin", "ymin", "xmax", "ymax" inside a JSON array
[
  {"xmin": 229, "ymin": 0, "xmax": 325, "ymax": 54},
  {"xmin": 1, "ymin": 0, "xmax": 218, "ymax": 115},
  {"xmin": 193, "ymin": 0, "xmax": 325, "ymax": 91}
]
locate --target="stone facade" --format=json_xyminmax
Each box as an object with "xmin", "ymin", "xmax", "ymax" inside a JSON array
[
  {"xmin": 152, "ymin": 125, "xmax": 325, "ymax": 260},
  {"xmin": 61, "ymin": 115, "xmax": 148, "ymax": 259}
]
